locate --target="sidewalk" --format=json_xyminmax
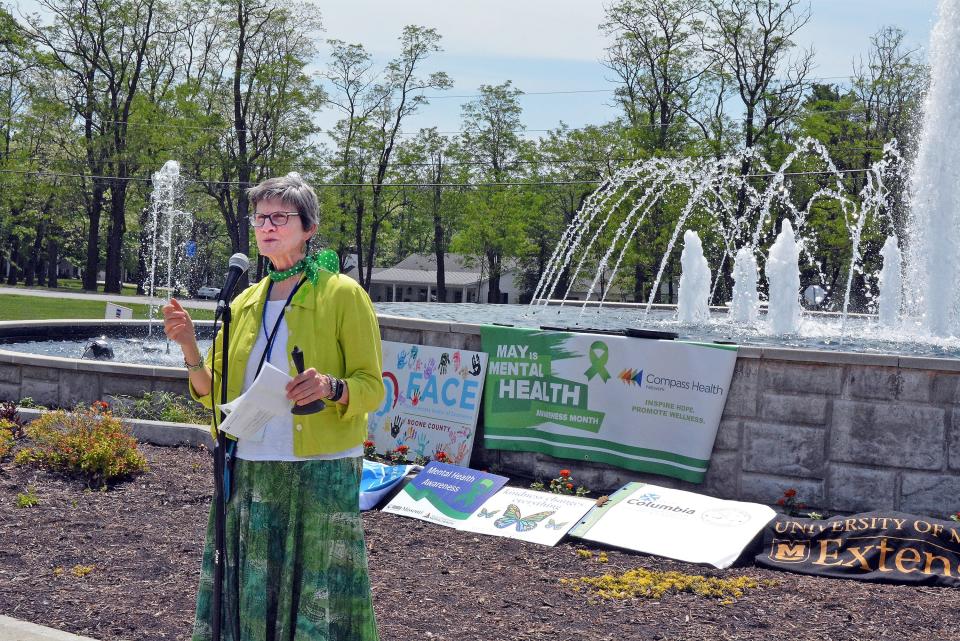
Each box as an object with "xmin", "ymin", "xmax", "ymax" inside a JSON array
[
  {"xmin": 0, "ymin": 286, "xmax": 216, "ymax": 311},
  {"xmin": 0, "ymin": 616, "xmax": 98, "ymax": 641}
]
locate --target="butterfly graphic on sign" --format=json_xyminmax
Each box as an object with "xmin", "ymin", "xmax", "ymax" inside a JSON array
[
  {"xmin": 477, "ymin": 507, "xmax": 500, "ymax": 518},
  {"xmin": 544, "ymin": 518, "xmax": 569, "ymax": 531},
  {"xmin": 494, "ymin": 504, "xmax": 555, "ymax": 533}
]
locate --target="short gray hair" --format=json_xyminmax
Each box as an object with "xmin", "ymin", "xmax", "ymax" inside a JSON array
[{"xmin": 247, "ymin": 172, "xmax": 319, "ymax": 230}]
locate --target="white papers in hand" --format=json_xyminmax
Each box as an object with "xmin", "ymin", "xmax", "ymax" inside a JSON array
[{"xmin": 217, "ymin": 362, "xmax": 293, "ymax": 440}]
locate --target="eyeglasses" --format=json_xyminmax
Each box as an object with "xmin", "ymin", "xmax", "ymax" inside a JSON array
[{"xmin": 249, "ymin": 211, "xmax": 300, "ymax": 227}]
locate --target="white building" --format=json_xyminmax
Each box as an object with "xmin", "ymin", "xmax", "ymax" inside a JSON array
[{"xmin": 362, "ymin": 253, "xmax": 521, "ymax": 303}]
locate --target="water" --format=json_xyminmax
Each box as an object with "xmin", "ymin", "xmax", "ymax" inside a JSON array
[
  {"xmin": 730, "ymin": 247, "xmax": 760, "ymax": 324},
  {"xmin": 6, "ymin": 302, "xmax": 960, "ymax": 362},
  {"xmin": 766, "ymin": 220, "xmax": 801, "ymax": 335},
  {"xmin": 906, "ymin": 0, "xmax": 960, "ymax": 337},
  {"xmin": 878, "ymin": 236, "xmax": 903, "ymax": 328},
  {"xmin": 2, "ymin": 336, "xmax": 214, "ymax": 367},
  {"xmin": 142, "ymin": 160, "xmax": 193, "ymax": 339},
  {"xmin": 677, "ymin": 230, "xmax": 710, "ymax": 323}
]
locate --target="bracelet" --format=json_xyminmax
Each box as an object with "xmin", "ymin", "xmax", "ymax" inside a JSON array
[
  {"xmin": 327, "ymin": 376, "xmax": 345, "ymax": 402},
  {"xmin": 184, "ymin": 357, "xmax": 205, "ymax": 372}
]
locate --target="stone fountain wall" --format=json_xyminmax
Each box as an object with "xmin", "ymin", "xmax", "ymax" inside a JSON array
[{"xmin": 2, "ymin": 317, "xmax": 959, "ymax": 516}]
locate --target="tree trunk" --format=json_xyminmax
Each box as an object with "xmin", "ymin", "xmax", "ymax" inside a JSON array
[
  {"xmin": 486, "ymin": 250, "xmax": 502, "ymax": 304},
  {"xmin": 25, "ymin": 221, "xmax": 45, "ymax": 288},
  {"xmin": 432, "ymin": 183, "xmax": 446, "ymax": 302},
  {"xmin": 83, "ymin": 184, "xmax": 106, "ymax": 290},
  {"xmin": 104, "ymin": 180, "xmax": 128, "ymax": 293},
  {"xmin": 6, "ymin": 233, "xmax": 20, "ymax": 286},
  {"xmin": 46, "ymin": 236, "xmax": 58, "ymax": 289}
]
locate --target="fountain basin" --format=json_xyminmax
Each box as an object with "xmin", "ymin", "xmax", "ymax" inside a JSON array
[{"xmin": 2, "ymin": 315, "xmax": 959, "ymax": 516}]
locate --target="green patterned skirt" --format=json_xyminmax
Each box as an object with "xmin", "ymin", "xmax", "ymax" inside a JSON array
[{"xmin": 192, "ymin": 456, "xmax": 379, "ymax": 641}]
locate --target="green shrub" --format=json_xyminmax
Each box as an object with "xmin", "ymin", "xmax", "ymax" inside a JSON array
[
  {"xmin": 15, "ymin": 486, "xmax": 39, "ymax": 508},
  {"xmin": 14, "ymin": 404, "xmax": 148, "ymax": 487},
  {"xmin": 111, "ymin": 391, "xmax": 210, "ymax": 424},
  {"xmin": 0, "ymin": 418, "xmax": 15, "ymax": 458},
  {"xmin": 16, "ymin": 397, "xmax": 47, "ymax": 410}
]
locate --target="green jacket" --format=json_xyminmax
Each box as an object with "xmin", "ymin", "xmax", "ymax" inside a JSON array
[{"xmin": 191, "ymin": 271, "xmax": 384, "ymax": 456}]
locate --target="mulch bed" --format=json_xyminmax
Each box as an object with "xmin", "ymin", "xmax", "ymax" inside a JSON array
[{"xmin": 1, "ymin": 443, "xmax": 957, "ymax": 641}]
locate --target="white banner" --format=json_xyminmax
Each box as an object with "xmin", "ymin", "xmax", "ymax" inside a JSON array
[
  {"xmin": 481, "ymin": 327, "xmax": 738, "ymax": 482},
  {"xmin": 369, "ymin": 342, "xmax": 487, "ymax": 464},
  {"xmin": 460, "ymin": 486, "xmax": 596, "ymax": 546},
  {"xmin": 570, "ymin": 482, "xmax": 776, "ymax": 569}
]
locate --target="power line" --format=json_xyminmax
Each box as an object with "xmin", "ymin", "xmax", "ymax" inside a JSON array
[{"xmin": 0, "ymin": 165, "xmax": 886, "ymax": 187}]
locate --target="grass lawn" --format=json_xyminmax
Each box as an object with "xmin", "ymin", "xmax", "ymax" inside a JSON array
[
  {"xmin": 0, "ymin": 293, "xmax": 215, "ymax": 321},
  {"xmin": 5, "ymin": 278, "xmax": 140, "ymax": 297}
]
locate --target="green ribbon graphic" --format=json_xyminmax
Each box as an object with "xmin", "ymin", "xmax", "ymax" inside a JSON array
[
  {"xmin": 584, "ymin": 341, "xmax": 611, "ymax": 382},
  {"xmin": 454, "ymin": 478, "xmax": 494, "ymax": 507}
]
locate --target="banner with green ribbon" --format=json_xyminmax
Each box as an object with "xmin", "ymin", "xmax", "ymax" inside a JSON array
[{"xmin": 480, "ymin": 325, "xmax": 738, "ymax": 483}]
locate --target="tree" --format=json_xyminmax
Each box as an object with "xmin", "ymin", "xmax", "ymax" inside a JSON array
[
  {"xmin": 23, "ymin": 0, "xmax": 167, "ymax": 292},
  {"xmin": 358, "ymin": 25, "xmax": 452, "ymax": 288},
  {"xmin": 181, "ymin": 0, "xmax": 324, "ymax": 288},
  {"xmin": 601, "ymin": 0, "xmax": 708, "ymax": 153},
  {"xmin": 458, "ymin": 81, "xmax": 529, "ymax": 302}
]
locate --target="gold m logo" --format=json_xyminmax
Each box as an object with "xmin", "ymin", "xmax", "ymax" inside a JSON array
[{"xmin": 770, "ymin": 539, "xmax": 809, "ymax": 563}]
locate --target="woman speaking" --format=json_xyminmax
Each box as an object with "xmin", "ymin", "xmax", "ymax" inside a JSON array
[{"xmin": 162, "ymin": 173, "xmax": 384, "ymax": 641}]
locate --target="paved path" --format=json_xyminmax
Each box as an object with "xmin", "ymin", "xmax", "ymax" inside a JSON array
[
  {"xmin": 0, "ymin": 286, "xmax": 216, "ymax": 311},
  {"xmin": 0, "ymin": 616, "xmax": 98, "ymax": 641}
]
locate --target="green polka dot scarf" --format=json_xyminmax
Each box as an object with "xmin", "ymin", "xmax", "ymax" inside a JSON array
[{"xmin": 266, "ymin": 249, "xmax": 340, "ymax": 284}]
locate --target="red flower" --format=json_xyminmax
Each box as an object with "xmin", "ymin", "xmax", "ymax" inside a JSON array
[
  {"xmin": 396, "ymin": 445, "xmax": 409, "ymax": 453},
  {"xmin": 559, "ymin": 469, "xmax": 571, "ymax": 478},
  {"xmin": 363, "ymin": 440, "xmax": 374, "ymax": 448},
  {"xmin": 784, "ymin": 488, "xmax": 797, "ymax": 498},
  {"xmin": 435, "ymin": 451, "xmax": 448, "ymax": 461},
  {"xmin": 776, "ymin": 498, "xmax": 786, "ymax": 506},
  {"xmin": 566, "ymin": 482, "xmax": 574, "ymax": 490}
]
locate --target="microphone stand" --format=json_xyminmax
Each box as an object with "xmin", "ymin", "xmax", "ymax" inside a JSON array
[{"xmin": 211, "ymin": 300, "xmax": 231, "ymax": 641}]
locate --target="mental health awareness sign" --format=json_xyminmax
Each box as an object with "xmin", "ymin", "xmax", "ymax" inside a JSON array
[
  {"xmin": 459, "ymin": 486, "xmax": 596, "ymax": 547},
  {"xmin": 570, "ymin": 483, "xmax": 775, "ymax": 569},
  {"xmin": 369, "ymin": 341, "xmax": 487, "ymax": 465},
  {"xmin": 382, "ymin": 462, "xmax": 508, "ymax": 528},
  {"xmin": 480, "ymin": 326, "xmax": 737, "ymax": 482}
]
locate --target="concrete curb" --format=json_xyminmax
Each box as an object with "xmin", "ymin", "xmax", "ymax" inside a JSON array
[
  {"xmin": 15, "ymin": 407, "xmax": 211, "ymax": 450},
  {"xmin": 0, "ymin": 615, "xmax": 99, "ymax": 641}
]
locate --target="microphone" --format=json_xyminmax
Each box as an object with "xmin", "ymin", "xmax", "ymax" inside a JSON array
[{"xmin": 216, "ymin": 253, "xmax": 250, "ymax": 311}]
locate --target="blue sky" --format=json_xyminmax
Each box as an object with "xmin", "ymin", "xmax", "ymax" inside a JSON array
[
  {"xmin": 13, "ymin": 0, "xmax": 941, "ymax": 137},
  {"xmin": 314, "ymin": 0, "xmax": 940, "ymax": 137}
]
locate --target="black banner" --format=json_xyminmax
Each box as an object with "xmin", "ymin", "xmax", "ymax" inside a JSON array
[{"xmin": 756, "ymin": 511, "xmax": 960, "ymax": 587}]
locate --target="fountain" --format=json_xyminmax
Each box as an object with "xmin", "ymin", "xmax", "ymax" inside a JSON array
[
  {"xmin": 677, "ymin": 230, "xmax": 710, "ymax": 324},
  {"xmin": 142, "ymin": 160, "xmax": 194, "ymax": 341},
  {"xmin": 878, "ymin": 236, "xmax": 903, "ymax": 328},
  {"xmin": 906, "ymin": 0, "xmax": 960, "ymax": 337},
  {"xmin": 765, "ymin": 220, "xmax": 802, "ymax": 335},
  {"xmin": 730, "ymin": 247, "xmax": 759, "ymax": 325}
]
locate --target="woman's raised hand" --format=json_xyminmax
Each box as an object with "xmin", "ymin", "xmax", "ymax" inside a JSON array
[{"xmin": 162, "ymin": 298, "xmax": 197, "ymax": 348}]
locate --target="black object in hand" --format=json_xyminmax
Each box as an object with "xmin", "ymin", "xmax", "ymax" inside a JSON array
[{"xmin": 291, "ymin": 345, "xmax": 326, "ymax": 415}]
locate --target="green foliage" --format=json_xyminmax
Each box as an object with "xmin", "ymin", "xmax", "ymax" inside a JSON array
[
  {"xmin": 14, "ymin": 404, "xmax": 148, "ymax": 488},
  {"xmin": 110, "ymin": 391, "xmax": 210, "ymax": 425},
  {"xmin": 0, "ymin": 418, "xmax": 16, "ymax": 457},
  {"xmin": 14, "ymin": 397, "xmax": 46, "ymax": 410},
  {"xmin": 531, "ymin": 468, "xmax": 590, "ymax": 497},
  {"xmin": 15, "ymin": 485, "xmax": 39, "ymax": 508}
]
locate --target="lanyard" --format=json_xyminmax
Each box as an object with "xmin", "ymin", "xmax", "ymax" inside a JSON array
[{"xmin": 255, "ymin": 277, "xmax": 305, "ymax": 377}]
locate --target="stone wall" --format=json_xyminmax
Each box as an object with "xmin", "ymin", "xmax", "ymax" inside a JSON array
[{"xmin": 2, "ymin": 316, "xmax": 959, "ymax": 516}]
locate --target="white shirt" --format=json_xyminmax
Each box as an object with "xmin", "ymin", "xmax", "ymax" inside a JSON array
[{"xmin": 234, "ymin": 299, "xmax": 361, "ymax": 461}]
